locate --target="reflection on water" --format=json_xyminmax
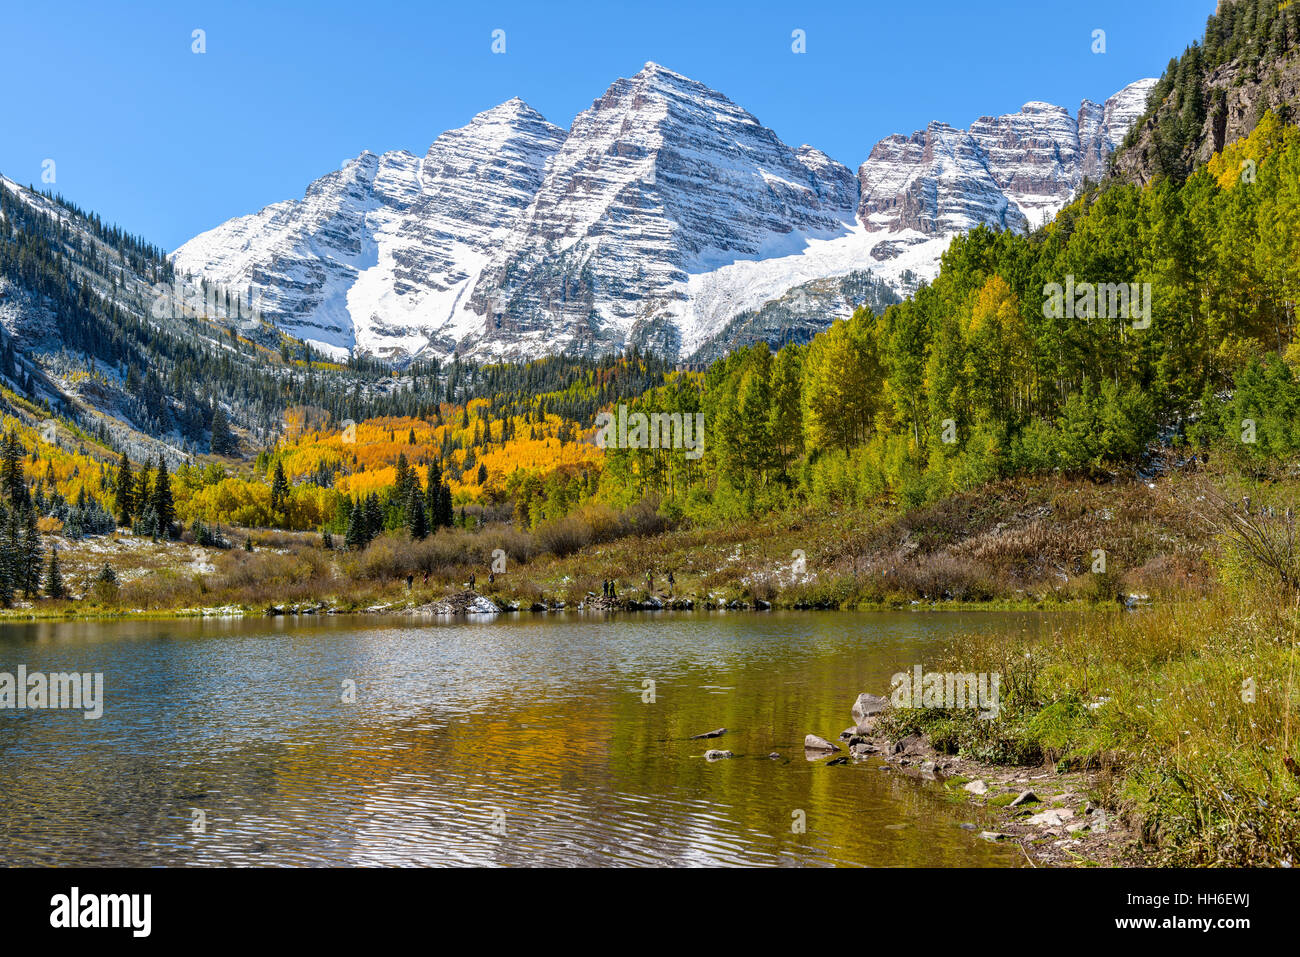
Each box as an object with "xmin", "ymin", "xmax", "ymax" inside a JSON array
[{"xmin": 0, "ymin": 611, "xmax": 1057, "ymax": 866}]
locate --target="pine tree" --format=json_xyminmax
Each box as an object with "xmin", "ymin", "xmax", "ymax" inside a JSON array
[
  {"xmin": 0, "ymin": 507, "xmax": 20, "ymax": 607},
  {"xmin": 270, "ymin": 460, "xmax": 289, "ymax": 516},
  {"xmin": 115, "ymin": 453, "xmax": 135, "ymax": 526},
  {"xmin": 345, "ymin": 499, "xmax": 366, "ymax": 550},
  {"xmin": 210, "ymin": 407, "xmax": 237, "ymax": 455},
  {"xmin": 44, "ymin": 546, "xmax": 65, "ymax": 599},
  {"xmin": 407, "ymin": 487, "xmax": 428, "ymax": 541},
  {"xmin": 364, "ymin": 493, "xmax": 384, "ymax": 540},
  {"xmin": 21, "ymin": 506, "xmax": 42, "ymax": 598},
  {"xmin": 150, "ymin": 457, "xmax": 176, "ymax": 538},
  {"xmin": 440, "ymin": 479, "xmax": 454, "ymax": 528},
  {"xmin": 425, "ymin": 462, "xmax": 441, "ymax": 524},
  {"xmin": 0, "ymin": 431, "xmax": 24, "ymax": 506},
  {"xmin": 393, "ymin": 453, "xmax": 412, "ymax": 510}
]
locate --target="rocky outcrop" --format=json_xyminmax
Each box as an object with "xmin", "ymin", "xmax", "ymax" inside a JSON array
[
  {"xmin": 1114, "ymin": 53, "xmax": 1300, "ymax": 185},
  {"xmin": 857, "ymin": 80, "xmax": 1157, "ymax": 235}
]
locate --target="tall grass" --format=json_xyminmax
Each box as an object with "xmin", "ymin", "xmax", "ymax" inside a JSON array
[{"xmin": 880, "ymin": 584, "xmax": 1300, "ymax": 865}]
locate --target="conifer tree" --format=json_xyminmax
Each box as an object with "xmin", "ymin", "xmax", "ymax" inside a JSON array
[
  {"xmin": 115, "ymin": 453, "xmax": 134, "ymax": 527},
  {"xmin": 407, "ymin": 487, "xmax": 428, "ymax": 541},
  {"xmin": 44, "ymin": 546, "xmax": 65, "ymax": 599},
  {"xmin": 21, "ymin": 506, "xmax": 42, "ymax": 598},
  {"xmin": 270, "ymin": 460, "xmax": 289, "ymax": 517},
  {"xmin": 150, "ymin": 457, "xmax": 176, "ymax": 538},
  {"xmin": 345, "ymin": 499, "xmax": 366, "ymax": 550}
]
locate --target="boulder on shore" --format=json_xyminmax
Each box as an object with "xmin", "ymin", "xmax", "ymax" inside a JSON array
[
  {"xmin": 804, "ymin": 734, "xmax": 841, "ymax": 753},
  {"xmin": 411, "ymin": 591, "xmax": 502, "ymax": 616}
]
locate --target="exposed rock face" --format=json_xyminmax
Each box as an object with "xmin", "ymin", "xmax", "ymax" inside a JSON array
[
  {"xmin": 461, "ymin": 62, "xmax": 859, "ymax": 360},
  {"xmin": 172, "ymin": 68, "xmax": 1155, "ymax": 363},
  {"xmin": 857, "ymin": 80, "xmax": 1157, "ymax": 235},
  {"xmin": 1114, "ymin": 54, "xmax": 1300, "ymax": 185},
  {"xmin": 687, "ymin": 269, "xmax": 901, "ymax": 364},
  {"xmin": 1078, "ymin": 79, "xmax": 1158, "ymax": 182}
]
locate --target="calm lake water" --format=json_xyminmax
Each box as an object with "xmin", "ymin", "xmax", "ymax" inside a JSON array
[{"xmin": 0, "ymin": 611, "xmax": 1059, "ymax": 867}]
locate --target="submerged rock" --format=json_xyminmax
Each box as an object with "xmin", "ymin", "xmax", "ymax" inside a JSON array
[
  {"xmin": 703, "ymin": 750, "xmax": 734, "ymax": 761},
  {"xmin": 690, "ymin": 728, "xmax": 728, "ymax": 740}
]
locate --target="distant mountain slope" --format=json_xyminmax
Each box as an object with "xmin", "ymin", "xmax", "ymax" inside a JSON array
[
  {"xmin": 0, "ymin": 175, "xmax": 387, "ymax": 459},
  {"xmin": 173, "ymin": 100, "xmax": 566, "ymax": 361}
]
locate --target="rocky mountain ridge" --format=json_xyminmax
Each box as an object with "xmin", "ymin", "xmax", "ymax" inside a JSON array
[{"xmin": 172, "ymin": 65, "xmax": 1156, "ymax": 363}]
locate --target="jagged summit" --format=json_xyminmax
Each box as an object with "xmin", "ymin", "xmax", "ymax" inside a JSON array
[{"xmin": 173, "ymin": 69, "xmax": 1157, "ymax": 363}]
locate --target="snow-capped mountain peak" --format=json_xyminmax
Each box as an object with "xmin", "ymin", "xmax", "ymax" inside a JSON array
[{"xmin": 172, "ymin": 71, "xmax": 1156, "ymax": 364}]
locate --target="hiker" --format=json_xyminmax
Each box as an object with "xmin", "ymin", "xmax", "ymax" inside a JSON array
[
  {"xmin": 469, "ymin": 572, "xmax": 476, "ymax": 591},
  {"xmin": 610, "ymin": 579, "xmax": 617, "ymax": 599},
  {"xmin": 646, "ymin": 571, "xmax": 653, "ymax": 594},
  {"xmin": 602, "ymin": 579, "xmax": 609, "ymax": 598},
  {"xmin": 666, "ymin": 571, "xmax": 674, "ymax": 597},
  {"xmin": 488, "ymin": 570, "xmax": 495, "ymax": 586},
  {"xmin": 422, "ymin": 571, "xmax": 428, "ymax": 585},
  {"xmin": 406, "ymin": 574, "xmax": 414, "ymax": 591}
]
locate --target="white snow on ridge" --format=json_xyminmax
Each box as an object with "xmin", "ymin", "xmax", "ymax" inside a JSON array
[{"xmin": 170, "ymin": 72, "xmax": 1157, "ymax": 363}]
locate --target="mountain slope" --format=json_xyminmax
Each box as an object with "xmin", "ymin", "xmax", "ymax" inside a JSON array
[
  {"xmin": 174, "ymin": 100, "xmax": 566, "ymax": 360},
  {"xmin": 460, "ymin": 62, "xmax": 859, "ymax": 360},
  {"xmin": 1113, "ymin": 0, "xmax": 1300, "ymax": 183}
]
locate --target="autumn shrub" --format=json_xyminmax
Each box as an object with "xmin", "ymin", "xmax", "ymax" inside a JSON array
[
  {"xmin": 119, "ymin": 569, "xmax": 204, "ymax": 609},
  {"xmin": 534, "ymin": 514, "xmax": 593, "ymax": 557},
  {"xmin": 620, "ymin": 495, "xmax": 671, "ymax": 537},
  {"xmin": 893, "ymin": 553, "xmax": 997, "ymax": 602}
]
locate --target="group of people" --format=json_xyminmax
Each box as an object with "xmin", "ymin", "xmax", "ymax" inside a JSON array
[
  {"xmin": 601, "ymin": 571, "xmax": 674, "ymax": 600},
  {"xmin": 403, "ymin": 568, "xmax": 495, "ymax": 592},
  {"xmin": 403, "ymin": 566, "xmax": 674, "ymax": 598}
]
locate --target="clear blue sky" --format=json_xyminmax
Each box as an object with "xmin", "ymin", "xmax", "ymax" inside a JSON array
[{"xmin": 1, "ymin": 0, "xmax": 1214, "ymax": 251}]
